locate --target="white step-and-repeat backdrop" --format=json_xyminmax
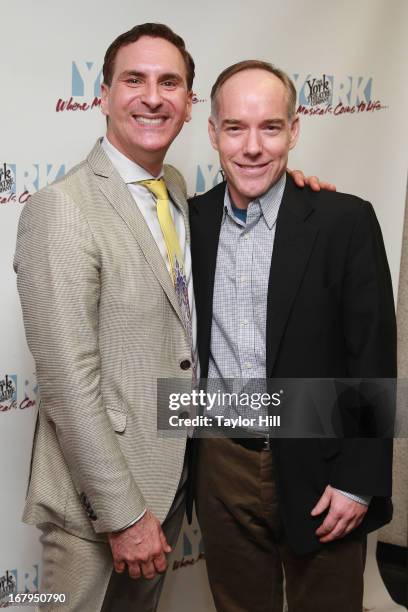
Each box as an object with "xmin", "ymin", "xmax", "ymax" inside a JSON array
[{"xmin": 1, "ymin": 1, "xmax": 407, "ymax": 610}]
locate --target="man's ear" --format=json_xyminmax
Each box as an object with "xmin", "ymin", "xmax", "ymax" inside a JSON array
[
  {"xmin": 100, "ymin": 82, "xmax": 110, "ymax": 117},
  {"xmin": 185, "ymin": 91, "xmax": 193, "ymax": 123},
  {"xmin": 289, "ymin": 115, "xmax": 300, "ymax": 150},
  {"xmin": 208, "ymin": 117, "xmax": 219, "ymax": 151}
]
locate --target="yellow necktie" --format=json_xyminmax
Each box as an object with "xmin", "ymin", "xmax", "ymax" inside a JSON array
[
  {"xmin": 139, "ymin": 178, "xmax": 197, "ymax": 381},
  {"xmin": 139, "ymin": 178, "xmax": 183, "ymax": 286}
]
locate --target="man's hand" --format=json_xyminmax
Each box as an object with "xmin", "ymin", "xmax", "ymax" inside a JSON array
[
  {"xmin": 108, "ymin": 510, "xmax": 171, "ymax": 580},
  {"xmin": 288, "ymin": 168, "xmax": 336, "ymax": 192},
  {"xmin": 311, "ymin": 485, "xmax": 368, "ymax": 543}
]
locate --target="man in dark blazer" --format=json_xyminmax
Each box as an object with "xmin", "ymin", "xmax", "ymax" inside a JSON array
[{"xmin": 189, "ymin": 60, "xmax": 396, "ymax": 612}]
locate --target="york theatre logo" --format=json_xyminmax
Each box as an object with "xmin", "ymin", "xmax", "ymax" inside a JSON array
[
  {"xmin": 0, "ymin": 164, "xmax": 15, "ymax": 196},
  {"xmin": 0, "ymin": 375, "xmax": 16, "ymax": 403},
  {"xmin": 305, "ymin": 74, "xmax": 333, "ymax": 106},
  {"xmin": 294, "ymin": 73, "xmax": 386, "ymax": 117},
  {"xmin": 55, "ymin": 61, "xmax": 102, "ymax": 113},
  {"xmin": 0, "ymin": 374, "xmax": 37, "ymax": 413},
  {"xmin": 0, "ymin": 163, "xmax": 65, "ymax": 205},
  {"xmin": 0, "ymin": 571, "xmax": 16, "ymax": 606}
]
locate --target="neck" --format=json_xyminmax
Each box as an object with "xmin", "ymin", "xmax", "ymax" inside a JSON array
[
  {"xmin": 227, "ymin": 185, "xmax": 250, "ymax": 210},
  {"xmin": 105, "ymin": 133, "xmax": 164, "ymax": 177}
]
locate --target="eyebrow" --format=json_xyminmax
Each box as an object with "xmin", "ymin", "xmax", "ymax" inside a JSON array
[
  {"xmin": 118, "ymin": 70, "xmax": 184, "ymax": 83},
  {"xmin": 221, "ymin": 118, "xmax": 286, "ymax": 127}
]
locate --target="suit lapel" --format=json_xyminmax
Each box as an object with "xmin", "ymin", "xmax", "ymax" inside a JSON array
[
  {"xmin": 189, "ymin": 183, "xmax": 225, "ymax": 376},
  {"xmin": 164, "ymin": 166, "xmax": 191, "ymax": 245},
  {"xmin": 266, "ymin": 175, "xmax": 319, "ymax": 376},
  {"xmin": 87, "ymin": 141, "xmax": 183, "ymax": 322}
]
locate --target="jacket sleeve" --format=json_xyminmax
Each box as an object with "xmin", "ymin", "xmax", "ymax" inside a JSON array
[
  {"xmin": 14, "ymin": 188, "xmax": 146, "ymax": 532},
  {"xmin": 330, "ymin": 200, "xmax": 396, "ymax": 497}
]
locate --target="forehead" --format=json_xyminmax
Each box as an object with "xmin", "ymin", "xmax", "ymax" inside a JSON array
[
  {"xmin": 113, "ymin": 36, "xmax": 187, "ymax": 79},
  {"xmin": 217, "ymin": 69, "xmax": 288, "ymax": 118}
]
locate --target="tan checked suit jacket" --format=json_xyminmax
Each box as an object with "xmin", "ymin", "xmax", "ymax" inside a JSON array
[{"xmin": 14, "ymin": 140, "xmax": 191, "ymax": 541}]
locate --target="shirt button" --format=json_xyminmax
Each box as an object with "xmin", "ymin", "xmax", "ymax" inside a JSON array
[
  {"xmin": 244, "ymin": 363, "xmax": 252, "ymax": 369},
  {"xmin": 180, "ymin": 360, "xmax": 191, "ymax": 370},
  {"xmin": 241, "ymin": 319, "xmax": 248, "ymax": 326},
  {"xmin": 240, "ymin": 276, "xmax": 247, "ymax": 283}
]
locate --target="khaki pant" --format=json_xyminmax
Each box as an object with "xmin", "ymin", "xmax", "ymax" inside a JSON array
[
  {"xmin": 196, "ymin": 437, "xmax": 365, "ymax": 612},
  {"xmin": 37, "ymin": 464, "xmax": 187, "ymax": 612}
]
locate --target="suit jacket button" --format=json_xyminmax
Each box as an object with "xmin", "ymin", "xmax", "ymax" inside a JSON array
[{"xmin": 180, "ymin": 360, "xmax": 191, "ymax": 370}]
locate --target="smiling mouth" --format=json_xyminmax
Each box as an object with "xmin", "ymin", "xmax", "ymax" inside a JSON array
[
  {"xmin": 235, "ymin": 162, "xmax": 271, "ymax": 174},
  {"xmin": 133, "ymin": 116, "xmax": 167, "ymax": 126}
]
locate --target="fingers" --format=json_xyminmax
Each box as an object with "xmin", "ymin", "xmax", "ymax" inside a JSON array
[
  {"xmin": 118, "ymin": 552, "xmax": 168, "ymax": 581},
  {"xmin": 316, "ymin": 507, "xmax": 367, "ymax": 542},
  {"xmin": 159, "ymin": 528, "xmax": 172, "ymax": 554},
  {"xmin": 140, "ymin": 560, "xmax": 156, "ymax": 580},
  {"xmin": 288, "ymin": 168, "xmax": 306, "ymax": 188},
  {"xmin": 113, "ymin": 560, "xmax": 126, "ymax": 573},
  {"xmin": 315, "ymin": 508, "xmax": 338, "ymax": 537},
  {"xmin": 109, "ymin": 511, "xmax": 171, "ymax": 581},
  {"xmin": 311, "ymin": 485, "xmax": 332, "ymax": 516},
  {"xmin": 307, "ymin": 175, "xmax": 322, "ymax": 192},
  {"xmin": 153, "ymin": 552, "xmax": 168, "ymax": 574},
  {"xmin": 318, "ymin": 515, "xmax": 363, "ymax": 543},
  {"xmin": 288, "ymin": 169, "xmax": 322, "ymax": 192},
  {"xmin": 127, "ymin": 563, "xmax": 142, "ymax": 580},
  {"xmin": 287, "ymin": 168, "xmax": 337, "ymax": 192},
  {"xmin": 317, "ymin": 517, "xmax": 347, "ymax": 542},
  {"xmin": 319, "ymin": 181, "xmax": 337, "ymax": 192}
]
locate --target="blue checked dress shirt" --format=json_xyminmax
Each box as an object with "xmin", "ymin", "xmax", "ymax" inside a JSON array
[{"xmin": 208, "ymin": 173, "xmax": 370, "ymax": 506}]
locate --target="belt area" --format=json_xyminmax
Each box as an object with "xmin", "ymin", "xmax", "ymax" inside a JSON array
[{"xmin": 231, "ymin": 435, "xmax": 270, "ymax": 451}]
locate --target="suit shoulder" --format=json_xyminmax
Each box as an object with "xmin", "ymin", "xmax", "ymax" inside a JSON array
[
  {"xmin": 21, "ymin": 157, "xmax": 94, "ymax": 222},
  {"xmin": 29, "ymin": 156, "xmax": 89, "ymax": 200},
  {"xmin": 306, "ymin": 186, "xmax": 374, "ymax": 226},
  {"xmin": 308, "ymin": 185, "xmax": 367, "ymax": 211},
  {"xmin": 163, "ymin": 164, "xmax": 187, "ymax": 197}
]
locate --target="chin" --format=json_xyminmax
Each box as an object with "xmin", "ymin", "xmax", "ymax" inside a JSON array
[{"xmin": 239, "ymin": 183, "xmax": 269, "ymax": 200}]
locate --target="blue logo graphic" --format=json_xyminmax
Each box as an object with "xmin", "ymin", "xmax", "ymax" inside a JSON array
[
  {"xmin": 195, "ymin": 164, "xmax": 224, "ymax": 194},
  {"xmin": 0, "ymin": 164, "xmax": 65, "ymax": 203},
  {"xmin": 72, "ymin": 61, "xmax": 102, "ymax": 98},
  {"xmin": 183, "ymin": 529, "xmax": 205, "ymax": 557}
]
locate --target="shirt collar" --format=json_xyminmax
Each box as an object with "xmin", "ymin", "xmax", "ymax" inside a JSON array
[
  {"xmin": 223, "ymin": 172, "xmax": 286, "ymax": 230},
  {"xmin": 101, "ymin": 136, "xmax": 163, "ymax": 183}
]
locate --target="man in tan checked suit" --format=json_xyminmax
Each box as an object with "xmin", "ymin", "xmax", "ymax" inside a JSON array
[
  {"xmin": 14, "ymin": 23, "xmax": 196, "ymax": 612},
  {"xmin": 14, "ymin": 22, "xmax": 327, "ymax": 612}
]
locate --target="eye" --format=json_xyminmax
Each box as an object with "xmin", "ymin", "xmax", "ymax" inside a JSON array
[
  {"xmin": 162, "ymin": 80, "xmax": 178, "ymax": 88},
  {"xmin": 126, "ymin": 77, "xmax": 143, "ymax": 86},
  {"xmin": 265, "ymin": 124, "xmax": 280, "ymax": 133}
]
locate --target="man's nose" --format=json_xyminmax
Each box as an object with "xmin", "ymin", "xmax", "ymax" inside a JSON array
[
  {"xmin": 141, "ymin": 82, "xmax": 162, "ymax": 109},
  {"xmin": 243, "ymin": 129, "xmax": 263, "ymax": 157}
]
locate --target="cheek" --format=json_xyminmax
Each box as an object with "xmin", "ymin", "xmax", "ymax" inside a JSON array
[
  {"xmin": 219, "ymin": 140, "xmax": 239, "ymax": 163},
  {"xmin": 267, "ymin": 139, "xmax": 289, "ymax": 158}
]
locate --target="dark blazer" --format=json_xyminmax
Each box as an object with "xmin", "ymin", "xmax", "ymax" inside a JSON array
[{"xmin": 188, "ymin": 173, "xmax": 396, "ymax": 555}]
